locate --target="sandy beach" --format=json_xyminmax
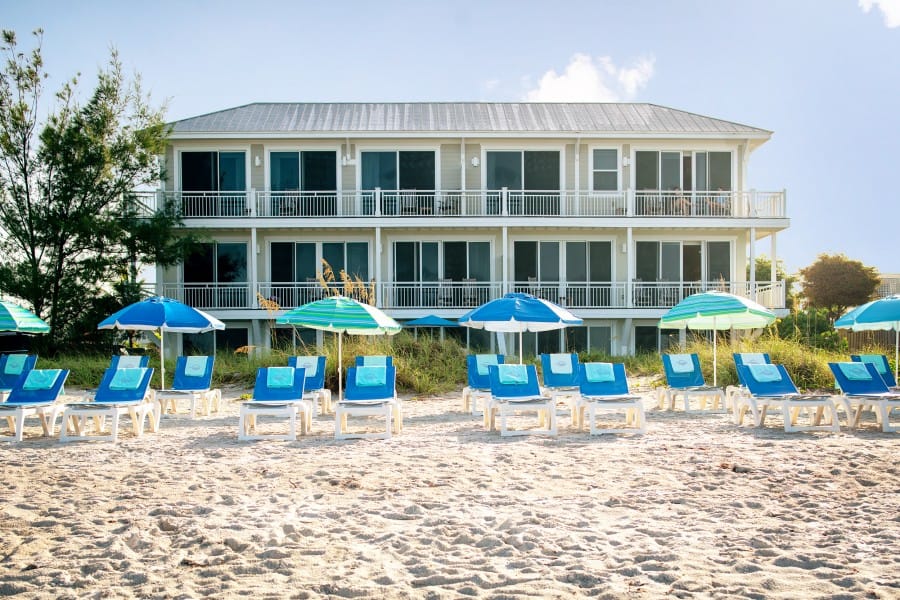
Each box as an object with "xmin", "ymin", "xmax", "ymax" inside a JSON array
[{"xmin": 1, "ymin": 382, "xmax": 898, "ymax": 599}]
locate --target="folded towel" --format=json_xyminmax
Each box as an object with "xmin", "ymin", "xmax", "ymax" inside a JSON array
[
  {"xmin": 360, "ymin": 356, "xmax": 388, "ymax": 367},
  {"xmin": 840, "ymin": 362, "xmax": 873, "ymax": 381},
  {"xmin": 498, "ymin": 364, "xmax": 528, "ymax": 385},
  {"xmin": 22, "ymin": 369, "xmax": 61, "ymax": 391},
  {"xmin": 293, "ymin": 356, "xmax": 319, "ymax": 376},
  {"xmin": 475, "ymin": 354, "xmax": 499, "ymax": 376},
  {"xmin": 266, "ymin": 367, "xmax": 295, "ymax": 389},
  {"xmin": 857, "ymin": 355, "xmax": 887, "ymax": 375},
  {"xmin": 356, "ymin": 366, "xmax": 386, "ymax": 387},
  {"xmin": 109, "ymin": 368, "xmax": 145, "ymax": 391},
  {"xmin": 740, "ymin": 353, "xmax": 768, "ymax": 365},
  {"xmin": 669, "ymin": 354, "xmax": 694, "ymax": 373},
  {"xmin": 116, "ymin": 356, "xmax": 144, "ymax": 369},
  {"xmin": 184, "ymin": 356, "xmax": 208, "ymax": 377},
  {"xmin": 4, "ymin": 354, "xmax": 27, "ymax": 375},
  {"xmin": 550, "ymin": 353, "xmax": 573, "ymax": 375},
  {"xmin": 584, "ymin": 362, "xmax": 615, "ymax": 383},
  {"xmin": 747, "ymin": 364, "xmax": 781, "ymax": 383}
]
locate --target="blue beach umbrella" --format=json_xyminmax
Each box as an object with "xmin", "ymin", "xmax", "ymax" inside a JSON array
[
  {"xmin": 659, "ymin": 290, "xmax": 776, "ymax": 385},
  {"xmin": 458, "ymin": 292, "xmax": 583, "ymax": 363},
  {"xmin": 835, "ymin": 294, "xmax": 900, "ymax": 384},
  {"xmin": 98, "ymin": 296, "xmax": 225, "ymax": 387},
  {"xmin": 0, "ymin": 300, "xmax": 50, "ymax": 334},
  {"xmin": 276, "ymin": 296, "xmax": 401, "ymax": 401}
]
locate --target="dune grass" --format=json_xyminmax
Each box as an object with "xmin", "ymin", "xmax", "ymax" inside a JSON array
[{"xmin": 35, "ymin": 333, "xmax": 885, "ymax": 395}]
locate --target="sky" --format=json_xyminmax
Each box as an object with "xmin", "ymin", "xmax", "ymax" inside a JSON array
[{"xmin": 4, "ymin": 0, "xmax": 900, "ymax": 276}]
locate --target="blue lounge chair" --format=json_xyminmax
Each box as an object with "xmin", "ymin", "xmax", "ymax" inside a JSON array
[
  {"xmin": 851, "ymin": 354, "xmax": 898, "ymax": 389},
  {"xmin": 659, "ymin": 353, "xmax": 725, "ymax": 412},
  {"xmin": 462, "ymin": 354, "xmax": 504, "ymax": 415},
  {"xmin": 726, "ymin": 352, "xmax": 772, "ymax": 411},
  {"xmin": 0, "ymin": 369, "xmax": 70, "ymax": 442},
  {"xmin": 238, "ymin": 367, "xmax": 310, "ymax": 441},
  {"xmin": 289, "ymin": 355, "xmax": 332, "ymax": 415},
  {"xmin": 734, "ymin": 364, "xmax": 840, "ymax": 432},
  {"xmin": 109, "ymin": 355, "xmax": 149, "ymax": 370},
  {"xmin": 336, "ymin": 365, "xmax": 400, "ymax": 440},
  {"xmin": 60, "ymin": 367, "xmax": 158, "ymax": 442},
  {"xmin": 829, "ymin": 362, "xmax": 900, "ymax": 432},
  {"xmin": 574, "ymin": 362, "xmax": 646, "ymax": 435},
  {"xmin": 485, "ymin": 364, "xmax": 556, "ymax": 437},
  {"xmin": 539, "ymin": 352, "xmax": 581, "ymax": 411},
  {"xmin": 355, "ymin": 355, "xmax": 394, "ymax": 367},
  {"xmin": 0, "ymin": 354, "xmax": 38, "ymax": 400},
  {"xmin": 156, "ymin": 356, "xmax": 220, "ymax": 418}
]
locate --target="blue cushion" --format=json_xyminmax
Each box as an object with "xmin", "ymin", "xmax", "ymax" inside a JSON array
[
  {"xmin": 740, "ymin": 353, "xmax": 768, "ymax": 365},
  {"xmin": 549, "ymin": 353, "xmax": 573, "ymax": 374},
  {"xmin": 109, "ymin": 368, "xmax": 144, "ymax": 391},
  {"xmin": 266, "ymin": 367, "xmax": 295, "ymax": 388},
  {"xmin": 747, "ymin": 364, "xmax": 781, "ymax": 383},
  {"xmin": 22, "ymin": 369, "xmax": 61, "ymax": 391},
  {"xmin": 293, "ymin": 356, "xmax": 319, "ymax": 376},
  {"xmin": 116, "ymin": 356, "xmax": 144, "ymax": 369},
  {"xmin": 585, "ymin": 362, "xmax": 615, "ymax": 383},
  {"xmin": 184, "ymin": 356, "xmax": 208, "ymax": 377},
  {"xmin": 475, "ymin": 354, "xmax": 499, "ymax": 376},
  {"xmin": 4, "ymin": 354, "xmax": 27, "ymax": 375},
  {"xmin": 857, "ymin": 355, "xmax": 887, "ymax": 375},
  {"xmin": 669, "ymin": 354, "xmax": 694, "ymax": 373},
  {"xmin": 360, "ymin": 356, "xmax": 387, "ymax": 367},
  {"xmin": 497, "ymin": 364, "xmax": 527, "ymax": 385},
  {"xmin": 840, "ymin": 362, "xmax": 873, "ymax": 381},
  {"xmin": 356, "ymin": 366, "xmax": 386, "ymax": 387}
]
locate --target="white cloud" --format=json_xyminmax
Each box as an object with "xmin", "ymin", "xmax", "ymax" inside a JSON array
[
  {"xmin": 523, "ymin": 53, "xmax": 655, "ymax": 102},
  {"xmin": 859, "ymin": 0, "xmax": 900, "ymax": 28}
]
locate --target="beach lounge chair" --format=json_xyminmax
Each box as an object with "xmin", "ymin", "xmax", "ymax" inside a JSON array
[
  {"xmin": 726, "ymin": 352, "xmax": 771, "ymax": 408},
  {"xmin": 238, "ymin": 367, "xmax": 311, "ymax": 441},
  {"xmin": 109, "ymin": 355, "xmax": 149, "ymax": 370},
  {"xmin": 734, "ymin": 364, "xmax": 840, "ymax": 432},
  {"xmin": 0, "ymin": 353, "xmax": 38, "ymax": 400},
  {"xmin": 539, "ymin": 352, "xmax": 581, "ymax": 411},
  {"xmin": 829, "ymin": 361, "xmax": 900, "ymax": 432},
  {"xmin": 335, "ymin": 365, "xmax": 401, "ymax": 440},
  {"xmin": 658, "ymin": 353, "xmax": 725, "ymax": 412},
  {"xmin": 851, "ymin": 354, "xmax": 898, "ymax": 389},
  {"xmin": 289, "ymin": 355, "xmax": 332, "ymax": 415},
  {"xmin": 355, "ymin": 355, "xmax": 394, "ymax": 367},
  {"xmin": 573, "ymin": 362, "xmax": 646, "ymax": 435},
  {"xmin": 155, "ymin": 356, "xmax": 220, "ymax": 418},
  {"xmin": 462, "ymin": 354, "xmax": 504, "ymax": 415},
  {"xmin": 0, "ymin": 369, "xmax": 70, "ymax": 442},
  {"xmin": 60, "ymin": 367, "xmax": 158, "ymax": 442},
  {"xmin": 485, "ymin": 364, "xmax": 556, "ymax": 437}
]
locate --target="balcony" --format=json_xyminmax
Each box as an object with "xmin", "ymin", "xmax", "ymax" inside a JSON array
[
  {"xmin": 150, "ymin": 280, "xmax": 786, "ymax": 311},
  {"xmin": 131, "ymin": 189, "xmax": 786, "ymax": 220}
]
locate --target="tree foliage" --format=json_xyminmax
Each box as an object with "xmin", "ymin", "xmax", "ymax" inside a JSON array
[
  {"xmin": 799, "ymin": 254, "xmax": 879, "ymax": 321},
  {"xmin": 747, "ymin": 255, "xmax": 798, "ymax": 310},
  {"xmin": 0, "ymin": 29, "xmax": 192, "ymax": 350}
]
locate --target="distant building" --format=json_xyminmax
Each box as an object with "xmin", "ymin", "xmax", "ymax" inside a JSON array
[
  {"xmin": 876, "ymin": 274, "xmax": 900, "ymax": 298},
  {"xmin": 136, "ymin": 102, "xmax": 789, "ymax": 356}
]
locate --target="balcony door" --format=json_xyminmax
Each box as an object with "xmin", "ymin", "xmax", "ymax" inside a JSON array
[
  {"xmin": 394, "ymin": 241, "xmax": 489, "ymax": 307},
  {"xmin": 270, "ymin": 151, "xmax": 337, "ymax": 216},
  {"xmin": 183, "ymin": 242, "xmax": 248, "ymax": 308},
  {"xmin": 180, "ymin": 151, "xmax": 246, "ymax": 216},
  {"xmin": 486, "ymin": 150, "xmax": 560, "ymax": 214},
  {"xmin": 514, "ymin": 240, "xmax": 611, "ymax": 306},
  {"xmin": 361, "ymin": 151, "xmax": 435, "ymax": 215},
  {"xmin": 635, "ymin": 241, "xmax": 731, "ymax": 304}
]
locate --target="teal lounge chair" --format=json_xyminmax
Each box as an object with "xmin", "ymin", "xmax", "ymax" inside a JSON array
[
  {"xmin": 336, "ymin": 366, "xmax": 400, "ymax": 440},
  {"xmin": 0, "ymin": 354, "xmax": 38, "ymax": 400},
  {"xmin": 0, "ymin": 369, "xmax": 70, "ymax": 442},
  {"xmin": 486, "ymin": 364, "xmax": 556, "ymax": 437},
  {"xmin": 156, "ymin": 356, "xmax": 220, "ymax": 418},
  {"xmin": 659, "ymin": 353, "xmax": 725, "ymax": 412},
  {"xmin": 574, "ymin": 362, "xmax": 646, "ymax": 435},
  {"xmin": 735, "ymin": 364, "xmax": 839, "ymax": 432},
  {"xmin": 238, "ymin": 367, "xmax": 311, "ymax": 441},
  {"xmin": 289, "ymin": 355, "xmax": 331, "ymax": 415},
  {"xmin": 462, "ymin": 354, "xmax": 504, "ymax": 415},
  {"xmin": 829, "ymin": 362, "xmax": 900, "ymax": 432},
  {"xmin": 60, "ymin": 367, "xmax": 158, "ymax": 442},
  {"xmin": 539, "ymin": 352, "xmax": 581, "ymax": 412}
]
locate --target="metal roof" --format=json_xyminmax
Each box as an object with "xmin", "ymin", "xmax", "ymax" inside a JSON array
[{"xmin": 170, "ymin": 103, "xmax": 771, "ymax": 137}]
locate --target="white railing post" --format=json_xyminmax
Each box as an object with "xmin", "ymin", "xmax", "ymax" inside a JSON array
[
  {"xmin": 626, "ymin": 189, "xmax": 634, "ymax": 217},
  {"xmin": 501, "ymin": 187, "xmax": 508, "ymax": 216},
  {"xmin": 375, "ymin": 187, "xmax": 382, "ymax": 217},
  {"xmin": 249, "ymin": 189, "xmax": 257, "ymax": 217}
]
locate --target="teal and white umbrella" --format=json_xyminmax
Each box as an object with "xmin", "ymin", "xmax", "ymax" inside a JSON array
[
  {"xmin": 835, "ymin": 294, "xmax": 900, "ymax": 384},
  {"xmin": 0, "ymin": 300, "xmax": 50, "ymax": 334},
  {"xmin": 659, "ymin": 291, "xmax": 776, "ymax": 385},
  {"xmin": 276, "ymin": 296, "xmax": 401, "ymax": 400}
]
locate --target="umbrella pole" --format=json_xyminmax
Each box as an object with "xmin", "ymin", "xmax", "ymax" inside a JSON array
[
  {"xmin": 160, "ymin": 329, "xmax": 165, "ymax": 389},
  {"xmin": 895, "ymin": 329, "xmax": 899, "ymax": 385},
  {"xmin": 712, "ymin": 317, "xmax": 717, "ymax": 387},
  {"xmin": 519, "ymin": 330, "xmax": 523, "ymax": 364},
  {"xmin": 337, "ymin": 331, "xmax": 343, "ymax": 402}
]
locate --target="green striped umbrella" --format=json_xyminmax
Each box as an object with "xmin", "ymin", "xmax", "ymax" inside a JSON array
[
  {"xmin": 659, "ymin": 291, "xmax": 775, "ymax": 385},
  {"xmin": 0, "ymin": 300, "xmax": 50, "ymax": 334},
  {"xmin": 276, "ymin": 296, "xmax": 401, "ymax": 400}
]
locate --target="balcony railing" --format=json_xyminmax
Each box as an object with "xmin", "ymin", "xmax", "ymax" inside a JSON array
[
  {"xmin": 148, "ymin": 280, "xmax": 785, "ymax": 311},
  {"xmin": 133, "ymin": 189, "xmax": 786, "ymax": 219}
]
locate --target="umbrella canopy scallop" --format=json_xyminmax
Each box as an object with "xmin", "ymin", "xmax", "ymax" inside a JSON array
[
  {"xmin": 0, "ymin": 300, "xmax": 50, "ymax": 334},
  {"xmin": 659, "ymin": 290, "xmax": 776, "ymax": 330}
]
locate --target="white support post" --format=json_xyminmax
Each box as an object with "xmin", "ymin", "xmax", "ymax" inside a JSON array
[
  {"xmin": 502, "ymin": 226, "xmax": 508, "ymax": 296},
  {"xmin": 375, "ymin": 227, "xmax": 382, "ymax": 308},
  {"xmin": 501, "ymin": 187, "xmax": 508, "ymax": 216}
]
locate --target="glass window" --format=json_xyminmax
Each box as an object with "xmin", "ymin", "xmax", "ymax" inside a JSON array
[
  {"xmin": 184, "ymin": 243, "xmax": 214, "ymax": 282},
  {"xmin": 346, "ymin": 242, "xmax": 369, "ymax": 280},
  {"xmin": 444, "ymin": 241, "xmax": 467, "ymax": 281},
  {"xmin": 592, "ymin": 149, "xmax": 618, "ymax": 191},
  {"xmin": 323, "ymin": 242, "xmax": 345, "ymax": 274},
  {"xmin": 634, "ymin": 326, "xmax": 659, "ymax": 353},
  {"xmin": 708, "ymin": 152, "xmax": 731, "ymax": 191},
  {"xmin": 588, "ymin": 242, "xmax": 612, "ymax": 281},
  {"xmin": 398, "ymin": 151, "xmax": 435, "ymax": 190},
  {"xmin": 589, "ymin": 326, "xmax": 612, "ymax": 354},
  {"xmin": 395, "ymin": 242, "xmax": 417, "ymax": 282},
  {"xmin": 271, "ymin": 243, "xmax": 294, "ymax": 282},
  {"xmin": 302, "ymin": 151, "xmax": 337, "ymax": 191},
  {"xmin": 181, "ymin": 152, "xmax": 216, "ymax": 191},
  {"xmin": 566, "ymin": 242, "xmax": 587, "ymax": 282},
  {"xmin": 524, "ymin": 151, "xmax": 559, "ymax": 190},
  {"xmin": 635, "ymin": 242, "xmax": 658, "ymax": 282},
  {"xmin": 660, "ymin": 152, "xmax": 680, "ymax": 190},
  {"xmin": 539, "ymin": 242, "xmax": 559, "ymax": 281},
  {"xmin": 635, "ymin": 151, "xmax": 658, "ymax": 190},
  {"xmin": 295, "ymin": 243, "xmax": 317, "ymax": 280},
  {"xmin": 707, "ymin": 241, "xmax": 731, "ymax": 282},
  {"xmin": 468, "ymin": 242, "xmax": 490, "ymax": 281},
  {"xmin": 216, "ymin": 243, "xmax": 247, "ymax": 283},
  {"xmin": 486, "ymin": 151, "xmax": 522, "ymax": 190},
  {"xmin": 218, "ymin": 152, "xmax": 246, "ymax": 191},
  {"xmin": 660, "ymin": 242, "xmax": 680, "ymax": 282},
  {"xmin": 361, "ymin": 152, "xmax": 397, "ymax": 190},
  {"xmin": 271, "ymin": 152, "xmax": 300, "ymax": 191},
  {"xmin": 514, "ymin": 241, "xmax": 537, "ymax": 282}
]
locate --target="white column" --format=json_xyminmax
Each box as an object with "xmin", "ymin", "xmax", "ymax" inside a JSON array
[
  {"xmin": 250, "ymin": 228, "xmax": 258, "ymax": 308},
  {"xmin": 502, "ymin": 226, "xmax": 508, "ymax": 296},
  {"xmin": 749, "ymin": 226, "xmax": 756, "ymax": 292},
  {"xmin": 375, "ymin": 227, "xmax": 382, "ymax": 308},
  {"xmin": 626, "ymin": 227, "xmax": 634, "ymax": 307},
  {"xmin": 770, "ymin": 232, "xmax": 777, "ymax": 284}
]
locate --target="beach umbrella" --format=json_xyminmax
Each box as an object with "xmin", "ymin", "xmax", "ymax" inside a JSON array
[
  {"xmin": 0, "ymin": 300, "xmax": 50, "ymax": 334},
  {"xmin": 98, "ymin": 296, "xmax": 225, "ymax": 388},
  {"xmin": 659, "ymin": 290, "xmax": 776, "ymax": 386},
  {"xmin": 275, "ymin": 295, "xmax": 401, "ymax": 401},
  {"xmin": 835, "ymin": 294, "xmax": 900, "ymax": 384},
  {"xmin": 458, "ymin": 292, "xmax": 583, "ymax": 363},
  {"xmin": 405, "ymin": 315, "xmax": 458, "ymax": 340}
]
